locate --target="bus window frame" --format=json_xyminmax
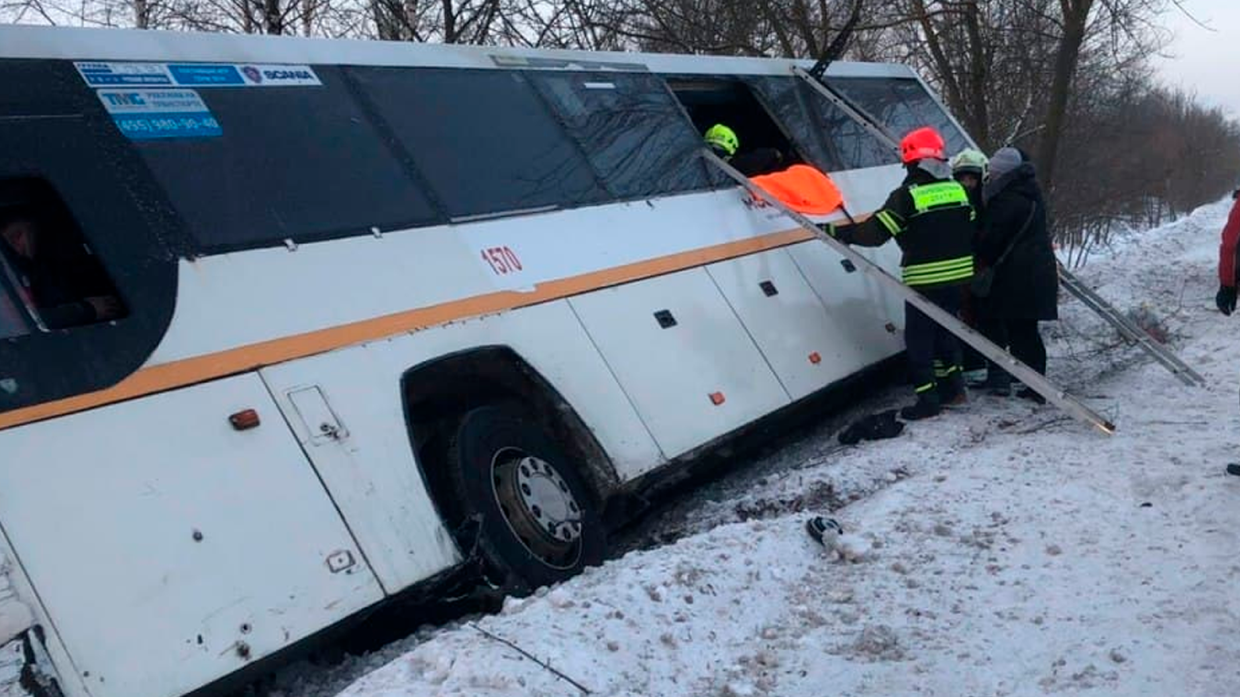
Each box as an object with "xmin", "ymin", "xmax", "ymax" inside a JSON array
[
  {"xmin": 0, "ymin": 245, "xmax": 38, "ymax": 338},
  {"xmin": 525, "ymin": 70, "xmax": 720, "ymax": 202}
]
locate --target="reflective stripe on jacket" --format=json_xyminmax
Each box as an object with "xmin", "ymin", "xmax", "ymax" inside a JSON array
[{"xmin": 844, "ymin": 167, "xmax": 975, "ymax": 289}]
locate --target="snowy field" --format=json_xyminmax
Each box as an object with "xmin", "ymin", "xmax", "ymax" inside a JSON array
[{"xmin": 270, "ymin": 198, "xmax": 1240, "ymax": 697}]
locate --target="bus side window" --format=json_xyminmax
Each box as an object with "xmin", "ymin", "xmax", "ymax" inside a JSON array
[
  {"xmin": 747, "ymin": 76, "xmax": 895, "ymax": 172},
  {"xmin": 0, "ymin": 179, "xmax": 127, "ymax": 332},
  {"xmin": 527, "ymin": 72, "xmax": 715, "ymax": 200},
  {"xmin": 828, "ymin": 76, "xmax": 970, "ymax": 155}
]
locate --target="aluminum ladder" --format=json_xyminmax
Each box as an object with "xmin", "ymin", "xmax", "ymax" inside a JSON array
[
  {"xmin": 1057, "ymin": 264, "xmax": 1205, "ymax": 387},
  {"xmin": 704, "ymin": 150, "xmax": 1116, "ymax": 435}
]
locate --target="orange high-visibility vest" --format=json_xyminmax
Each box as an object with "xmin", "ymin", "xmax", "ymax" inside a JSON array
[{"xmin": 749, "ymin": 164, "xmax": 843, "ymax": 215}]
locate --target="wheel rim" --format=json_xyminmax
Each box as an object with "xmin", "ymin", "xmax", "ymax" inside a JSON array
[{"xmin": 490, "ymin": 447, "xmax": 584, "ymax": 571}]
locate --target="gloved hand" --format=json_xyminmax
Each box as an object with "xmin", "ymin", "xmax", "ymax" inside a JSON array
[
  {"xmin": 824, "ymin": 223, "xmax": 854, "ymax": 245},
  {"xmin": 1217, "ymin": 285, "xmax": 1237, "ymax": 316}
]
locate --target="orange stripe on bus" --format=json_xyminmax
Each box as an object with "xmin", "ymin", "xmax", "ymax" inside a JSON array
[{"xmin": 0, "ymin": 224, "xmax": 845, "ymax": 431}]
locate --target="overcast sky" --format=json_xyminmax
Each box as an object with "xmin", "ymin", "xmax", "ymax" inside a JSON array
[{"xmin": 1154, "ymin": 0, "xmax": 1240, "ymax": 117}]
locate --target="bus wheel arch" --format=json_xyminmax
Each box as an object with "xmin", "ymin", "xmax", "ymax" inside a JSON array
[{"xmin": 400, "ymin": 346, "xmax": 617, "ymax": 591}]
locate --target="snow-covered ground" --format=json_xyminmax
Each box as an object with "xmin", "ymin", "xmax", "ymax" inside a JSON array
[{"xmin": 279, "ymin": 199, "xmax": 1240, "ymax": 697}]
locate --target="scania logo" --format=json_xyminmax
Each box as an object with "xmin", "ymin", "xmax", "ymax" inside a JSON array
[
  {"xmin": 242, "ymin": 66, "xmax": 263, "ymax": 83},
  {"xmin": 264, "ymin": 69, "xmax": 314, "ymax": 81}
]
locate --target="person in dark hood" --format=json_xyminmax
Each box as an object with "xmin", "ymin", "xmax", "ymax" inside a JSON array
[
  {"xmin": 831, "ymin": 127, "xmax": 976, "ymax": 420},
  {"xmin": 975, "ymin": 147, "xmax": 1058, "ymax": 402}
]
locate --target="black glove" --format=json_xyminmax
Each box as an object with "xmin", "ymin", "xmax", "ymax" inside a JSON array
[
  {"xmin": 824, "ymin": 223, "xmax": 854, "ymax": 245},
  {"xmin": 1218, "ymin": 285, "xmax": 1237, "ymax": 316}
]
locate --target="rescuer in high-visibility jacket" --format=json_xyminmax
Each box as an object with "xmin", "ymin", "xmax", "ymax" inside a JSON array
[{"xmin": 830, "ymin": 126, "xmax": 976, "ymax": 420}]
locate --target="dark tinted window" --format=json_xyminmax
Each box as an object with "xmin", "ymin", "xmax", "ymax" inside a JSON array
[
  {"xmin": 529, "ymin": 72, "xmax": 713, "ymax": 199},
  {"xmin": 133, "ymin": 66, "xmax": 438, "ymax": 252},
  {"xmin": 0, "ymin": 179, "xmax": 127, "ymax": 331},
  {"xmin": 829, "ymin": 76, "xmax": 969, "ymax": 155},
  {"xmin": 747, "ymin": 77, "xmax": 893, "ymax": 171},
  {"xmin": 349, "ymin": 67, "xmax": 610, "ymax": 220}
]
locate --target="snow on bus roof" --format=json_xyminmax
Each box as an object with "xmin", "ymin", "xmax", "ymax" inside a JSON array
[{"xmin": 0, "ymin": 24, "xmax": 915, "ymax": 79}]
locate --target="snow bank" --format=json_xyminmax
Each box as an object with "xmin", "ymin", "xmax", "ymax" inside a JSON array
[{"xmin": 325, "ymin": 198, "xmax": 1240, "ymax": 697}]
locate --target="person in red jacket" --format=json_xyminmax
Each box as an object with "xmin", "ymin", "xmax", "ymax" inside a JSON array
[
  {"xmin": 1216, "ymin": 189, "xmax": 1240, "ymax": 315},
  {"xmin": 1217, "ymin": 190, "xmax": 1240, "ymax": 476}
]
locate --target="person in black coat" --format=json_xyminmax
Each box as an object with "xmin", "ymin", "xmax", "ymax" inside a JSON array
[{"xmin": 975, "ymin": 147, "xmax": 1058, "ymax": 402}]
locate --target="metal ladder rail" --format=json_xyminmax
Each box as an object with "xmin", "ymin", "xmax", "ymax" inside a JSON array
[
  {"xmin": 703, "ymin": 150, "xmax": 1116, "ymax": 435},
  {"xmin": 793, "ymin": 67, "xmax": 901, "ymax": 152},
  {"xmin": 1057, "ymin": 265, "xmax": 1206, "ymax": 386}
]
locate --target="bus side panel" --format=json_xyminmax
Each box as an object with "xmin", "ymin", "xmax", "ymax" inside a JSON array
[
  {"xmin": 704, "ymin": 248, "xmax": 887, "ymax": 401},
  {"xmin": 0, "ymin": 374, "xmax": 384, "ymax": 697},
  {"xmin": 569, "ymin": 268, "xmax": 791, "ymax": 458},
  {"xmin": 785, "ymin": 240, "xmax": 907, "ymax": 362},
  {"xmin": 258, "ymin": 300, "xmax": 665, "ymax": 593}
]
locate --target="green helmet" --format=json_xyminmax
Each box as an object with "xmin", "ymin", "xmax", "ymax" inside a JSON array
[
  {"xmin": 704, "ymin": 124, "xmax": 739, "ymax": 157},
  {"xmin": 950, "ymin": 148, "xmax": 989, "ymax": 178}
]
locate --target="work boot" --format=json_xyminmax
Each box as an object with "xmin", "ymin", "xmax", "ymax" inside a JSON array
[
  {"xmin": 900, "ymin": 392, "xmax": 941, "ymax": 421},
  {"xmin": 938, "ymin": 373, "xmax": 968, "ymax": 407}
]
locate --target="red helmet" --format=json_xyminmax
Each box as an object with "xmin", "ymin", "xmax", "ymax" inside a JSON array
[{"xmin": 900, "ymin": 127, "xmax": 946, "ymax": 164}]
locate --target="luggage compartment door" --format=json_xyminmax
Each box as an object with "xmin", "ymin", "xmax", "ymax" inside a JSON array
[
  {"xmin": 0, "ymin": 373, "xmax": 383, "ymax": 697},
  {"xmin": 785, "ymin": 240, "xmax": 906, "ymax": 369},
  {"xmin": 706, "ymin": 249, "xmax": 859, "ymax": 401},
  {"xmin": 568, "ymin": 268, "xmax": 789, "ymax": 458}
]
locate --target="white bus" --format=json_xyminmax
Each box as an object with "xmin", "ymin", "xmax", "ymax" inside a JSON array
[{"xmin": 0, "ymin": 25, "xmax": 973, "ymax": 697}]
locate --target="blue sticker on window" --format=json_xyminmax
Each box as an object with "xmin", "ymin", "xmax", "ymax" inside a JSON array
[
  {"xmin": 76, "ymin": 62, "xmax": 173, "ymax": 86},
  {"xmin": 167, "ymin": 64, "xmax": 245, "ymax": 86},
  {"xmin": 96, "ymin": 89, "xmax": 222, "ymax": 141}
]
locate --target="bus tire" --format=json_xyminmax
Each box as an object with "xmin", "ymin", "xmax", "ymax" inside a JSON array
[{"xmin": 445, "ymin": 405, "xmax": 605, "ymax": 593}]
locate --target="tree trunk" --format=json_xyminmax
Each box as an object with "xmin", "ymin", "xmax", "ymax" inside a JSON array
[
  {"xmin": 962, "ymin": 0, "xmax": 990, "ymax": 149},
  {"xmin": 1037, "ymin": 0, "xmax": 1091, "ymax": 205},
  {"xmin": 132, "ymin": 0, "xmax": 150, "ymax": 28}
]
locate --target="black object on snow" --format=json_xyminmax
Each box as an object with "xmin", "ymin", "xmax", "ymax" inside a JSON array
[
  {"xmin": 837, "ymin": 409, "xmax": 906, "ymax": 445},
  {"xmin": 1226, "ymin": 463, "xmax": 1240, "ymax": 477},
  {"xmin": 806, "ymin": 516, "xmax": 843, "ymax": 547}
]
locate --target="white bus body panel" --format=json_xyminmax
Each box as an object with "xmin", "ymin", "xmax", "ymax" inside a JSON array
[
  {"xmin": 0, "ymin": 374, "xmax": 383, "ymax": 697},
  {"xmin": 148, "ymin": 191, "xmax": 801, "ymax": 369},
  {"xmin": 569, "ymin": 268, "xmax": 790, "ymax": 458},
  {"xmin": 705, "ymin": 249, "xmax": 861, "ymax": 401},
  {"xmin": 786, "ymin": 241, "xmax": 907, "ymax": 367},
  {"xmin": 260, "ymin": 301, "xmax": 663, "ymax": 587},
  {"xmin": 257, "ymin": 363, "xmax": 461, "ymax": 595}
]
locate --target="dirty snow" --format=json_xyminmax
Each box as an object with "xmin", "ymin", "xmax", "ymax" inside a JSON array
[{"xmin": 293, "ymin": 199, "xmax": 1240, "ymax": 697}]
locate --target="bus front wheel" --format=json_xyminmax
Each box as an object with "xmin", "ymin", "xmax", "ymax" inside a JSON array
[{"xmin": 446, "ymin": 405, "xmax": 605, "ymax": 593}]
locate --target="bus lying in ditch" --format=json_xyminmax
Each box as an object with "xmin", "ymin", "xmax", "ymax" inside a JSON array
[{"xmin": 0, "ymin": 24, "xmax": 974, "ymax": 697}]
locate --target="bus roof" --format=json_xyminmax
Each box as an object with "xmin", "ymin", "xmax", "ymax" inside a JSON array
[{"xmin": 0, "ymin": 24, "xmax": 916, "ymax": 79}]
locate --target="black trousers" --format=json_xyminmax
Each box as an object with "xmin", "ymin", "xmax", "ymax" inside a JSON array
[
  {"xmin": 963, "ymin": 316, "xmax": 1005, "ymax": 372},
  {"xmin": 905, "ymin": 286, "xmax": 963, "ymax": 396},
  {"xmin": 1006, "ymin": 319, "xmax": 1047, "ymax": 375},
  {"xmin": 985, "ymin": 319, "xmax": 1048, "ymax": 377}
]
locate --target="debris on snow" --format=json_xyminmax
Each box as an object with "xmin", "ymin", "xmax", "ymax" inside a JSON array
[{"xmin": 850, "ymin": 625, "xmax": 904, "ymax": 662}]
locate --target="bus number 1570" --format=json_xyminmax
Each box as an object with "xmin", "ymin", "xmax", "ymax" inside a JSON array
[{"xmin": 481, "ymin": 246, "xmax": 523, "ymax": 276}]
